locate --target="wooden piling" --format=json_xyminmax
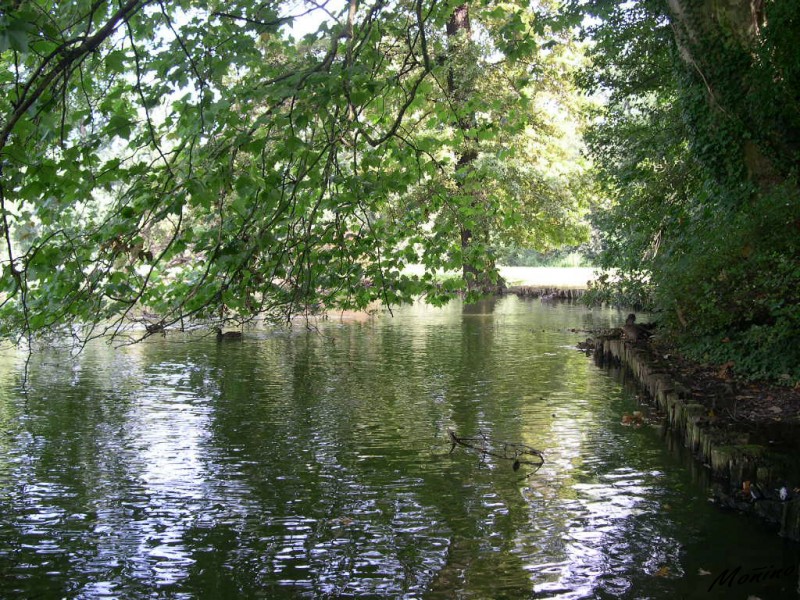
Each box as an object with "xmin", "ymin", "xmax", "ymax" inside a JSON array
[{"xmin": 594, "ymin": 335, "xmax": 800, "ymax": 540}]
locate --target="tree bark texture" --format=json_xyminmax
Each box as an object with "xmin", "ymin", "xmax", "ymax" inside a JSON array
[{"xmin": 665, "ymin": 0, "xmax": 796, "ymax": 189}]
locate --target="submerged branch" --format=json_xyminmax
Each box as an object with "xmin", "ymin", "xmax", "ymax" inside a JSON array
[{"xmin": 448, "ymin": 430, "xmax": 545, "ymax": 474}]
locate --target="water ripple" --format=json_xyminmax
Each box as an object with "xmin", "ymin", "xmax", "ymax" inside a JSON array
[{"xmin": 0, "ymin": 300, "xmax": 797, "ymax": 598}]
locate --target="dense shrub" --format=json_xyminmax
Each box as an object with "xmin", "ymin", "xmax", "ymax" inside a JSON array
[{"xmin": 580, "ymin": 0, "xmax": 800, "ymax": 385}]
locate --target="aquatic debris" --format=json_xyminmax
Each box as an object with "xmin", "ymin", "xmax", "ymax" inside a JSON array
[
  {"xmin": 621, "ymin": 411, "xmax": 645, "ymax": 427},
  {"xmin": 448, "ymin": 430, "xmax": 545, "ymax": 474}
]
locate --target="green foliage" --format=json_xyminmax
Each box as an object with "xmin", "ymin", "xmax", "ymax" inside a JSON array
[
  {"xmin": 582, "ymin": 271, "xmax": 653, "ymax": 311},
  {"xmin": 579, "ymin": 0, "xmax": 800, "ymax": 384},
  {"xmin": 655, "ymin": 183, "xmax": 800, "ymax": 383},
  {"xmin": 0, "ymin": 0, "xmax": 589, "ymax": 345}
]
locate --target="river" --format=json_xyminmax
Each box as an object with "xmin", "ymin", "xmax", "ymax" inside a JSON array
[{"xmin": 0, "ymin": 297, "xmax": 797, "ymax": 598}]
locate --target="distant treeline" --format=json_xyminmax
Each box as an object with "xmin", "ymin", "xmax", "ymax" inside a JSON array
[{"xmin": 495, "ymin": 244, "xmax": 597, "ymax": 268}]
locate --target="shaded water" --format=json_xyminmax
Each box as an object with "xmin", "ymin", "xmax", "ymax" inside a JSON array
[{"xmin": 0, "ymin": 297, "xmax": 798, "ymax": 599}]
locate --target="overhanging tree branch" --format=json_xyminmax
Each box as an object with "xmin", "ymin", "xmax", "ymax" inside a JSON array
[{"xmin": 0, "ymin": 0, "xmax": 152, "ymax": 156}]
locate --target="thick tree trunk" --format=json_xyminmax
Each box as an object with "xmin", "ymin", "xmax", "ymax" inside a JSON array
[
  {"xmin": 666, "ymin": 0, "xmax": 764, "ymax": 49},
  {"xmin": 446, "ymin": 4, "xmax": 502, "ymax": 293},
  {"xmin": 665, "ymin": 0, "xmax": 782, "ymax": 189}
]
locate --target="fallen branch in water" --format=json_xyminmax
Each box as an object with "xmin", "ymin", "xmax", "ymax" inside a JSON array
[{"xmin": 448, "ymin": 430, "xmax": 545, "ymax": 474}]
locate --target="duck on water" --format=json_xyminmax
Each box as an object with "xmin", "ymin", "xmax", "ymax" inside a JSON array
[{"xmin": 216, "ymin": 328, "xmax": 243, "ymax": 341}]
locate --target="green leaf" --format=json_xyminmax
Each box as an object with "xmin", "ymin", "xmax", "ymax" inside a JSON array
[
  {"xmin": 105, "ymin": 50, "xmax": 128, "ymax": 73},
  {"xmin": 107, "ymin": 114, "xmax": 133, "ymax": 139},
  {"xmin": 119, "ymin": 206, "xmax": 137, "ymax": 219}
]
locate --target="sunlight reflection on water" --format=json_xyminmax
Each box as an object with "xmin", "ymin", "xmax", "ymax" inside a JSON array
[{"xmin": 0, "ymin": 298, "xmax": 798, "ymax": 598}]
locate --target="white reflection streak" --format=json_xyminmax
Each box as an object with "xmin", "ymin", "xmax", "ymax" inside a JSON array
[
  {"xmin": 132, "ymin": 379, "xmax": 212, "ymax": 586},
  {"xmin": 522, "ymin": 413, "xmax": 590, "ymax": 596},
  {"xmin": 521, "ymin": 410, "xmax": 673, "ymax": 598}
]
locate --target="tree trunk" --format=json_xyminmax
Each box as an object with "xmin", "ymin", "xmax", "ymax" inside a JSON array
[
  {"xmin": 665, "ymin": 0, "xmax": 783, "ymax": 189},
  {"xmin": 446, "ymin": 4, "xmax": 502, "ymax": 293}
]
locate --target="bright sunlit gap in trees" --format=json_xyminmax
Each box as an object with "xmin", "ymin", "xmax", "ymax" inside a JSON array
[{"xmin": 280, "ymin": 0, "xmax": 347, "ymax": 39}]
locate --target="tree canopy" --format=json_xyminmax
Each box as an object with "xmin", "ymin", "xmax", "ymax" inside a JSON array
[
  {"xmin": 3, "ymin": 0, "xmax": 799, "ymax": 383},
  {"xmin": 0, "ymin": 0, "xmax": 588, "ymax": 345}
]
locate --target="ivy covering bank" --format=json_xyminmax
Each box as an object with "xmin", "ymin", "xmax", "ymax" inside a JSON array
[{"xmin": 579, "ymin": 0, "xmax": 800, "ymax": 383}]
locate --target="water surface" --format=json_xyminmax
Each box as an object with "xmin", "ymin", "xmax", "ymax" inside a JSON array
[{"xmin": 0, "ymin": 297, "xmax": 798, "ymax": 598}]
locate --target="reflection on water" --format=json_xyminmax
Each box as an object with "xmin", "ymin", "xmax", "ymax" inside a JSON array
[{"xmin": 0, "ymin": 297, "xmax": 798, "ymax": 599}]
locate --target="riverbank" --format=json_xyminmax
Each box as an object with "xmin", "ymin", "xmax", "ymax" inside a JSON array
[
  {"xmin": 499, "ymin": 266, "xmax": 597, "ymax": 300},
  {"xmin": 592, "ymin": 332, "xmax": 800, "ymax": 540}
]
